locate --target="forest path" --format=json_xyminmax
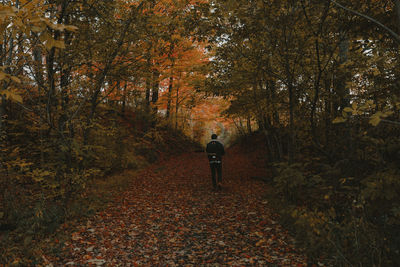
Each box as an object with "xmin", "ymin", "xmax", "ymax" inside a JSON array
[{"xmin": 54, "ymin": 150, "xmax": 307, "ymax": 266}]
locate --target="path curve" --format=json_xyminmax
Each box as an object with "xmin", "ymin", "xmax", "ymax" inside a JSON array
[{"xmin": 56, "ymin": 150, "xmax": 307, "ymax": 266}]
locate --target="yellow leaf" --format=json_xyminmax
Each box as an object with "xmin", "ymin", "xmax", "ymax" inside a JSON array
[
  {"xmin": 33, "ymin": 176, "xmax": 44, "ymax": 182},
  {"xmin": 11, "ymin": 76, "xmax": 21, "ymax": 83},
  {"xmin": 31, "ymin": 25, "xmax": 44, "ymax": 33},
  {"xmin": 54, "ymin": 40, "xmax": 66, "ymax": 49},
  {"xmin": 333, "ymin": 117, "xmax": 347, "ymax": 124},
  {"xmin": 0, "ymin": 71, "xmax": 7, "ymax": 81},
  {"xmin": 1, "ymin": 90, "xmax": 23, "ymax": 103},
  {"xmin": 256, "ymin": 239, "xmax": 266, "ymax": 246},
  {"xmin": 0, "ymin": 7, "xmax": 16, "ymax": 18},
  {"xmin": 64, "ymin": 25, "xmax": 79, "ymax": 32},
  {"xmin": 48, "ymin": 23, "xmax": 65, "ymax": 31},
  {"xmin": 369, "ymin": 114, "xmax": 381, "ymax": 126},
  {"xmin": 13, "ymin": 18, "xmax": 24, "ymax": 27},
  {"xmin": 372, "ymin": 68, "xmax": 380, "ymax": 76},
  {"xmin": 381, "ymin": 111, "xmax": 394, "ymax": 118},
  {"xmin": 343, "ymin": 107, "xmax": 353, "ymax": 113},
  {"xmin": 254, "ymin": 231, "xmax": 263, "ymax": 238},
  {"xmin": 8, "ymin": 92, "xmax": 22, "ymax": 103},
  {"xmin": 45, "ymin": 37, "xmax": 65, "ymax": 50}
]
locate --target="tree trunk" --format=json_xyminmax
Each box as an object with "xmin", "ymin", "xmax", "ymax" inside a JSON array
[
  {"xmin": 0, "ymin": 95, "xmax": 5, "ymax": 141},
  {"xmin": 166, "ymin": 43, "xmax": 175, "ymax": 119},
  {"xmin": 396, "ymin": 0, "xmax": 400, "ymax": 33},
  {"xmin": 122, "ymin": 82, "xmax": 127, "ymax": 115},
  {"xmin": 246, "ymin": 116, "xmax": 252, "ymax": 134},
  {"xmin": 166, "ymin": 75, "xmax": 173, "ymax": 119},
  {"xmin": 175, "ymin": 83, "xmax": 180, "ymax": 130},
  {"xmin": 310, "ymin": 39, "xmax": 322, "ymax": 143},
  {"xmin": 145, "ymin": 53, "xmax": 151, "ymax": 111},
  {"xmin": 336, "ymin": 31, "xmax": 353, "ymax": 157},
  {"xmin": 151, "ymin": 69, "xmax": 160, "ymax": 112},
  {"xmin": 338, "ymin": 31, "xmax": 350, "ymax": 109},
  {"xmin": 288, "ymin": 82, "xmax": 295, "ymax": 164},
  {"xmin": 252, "ymin": 79, "xmax": 265, "ymax": 130}
]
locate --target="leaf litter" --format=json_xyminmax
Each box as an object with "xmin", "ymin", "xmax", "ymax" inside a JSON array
[{"xmin": 48, "ymin": 151, "xmax": 307, "ymax": 266}]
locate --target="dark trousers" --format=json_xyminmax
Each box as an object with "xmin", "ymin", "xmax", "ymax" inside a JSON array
[{"xmin": 210, "ymin": 162, "xmax": 222, "ymax": 188}]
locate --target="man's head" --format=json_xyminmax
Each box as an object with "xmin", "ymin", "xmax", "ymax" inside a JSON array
[{"xmin": 211, "ymin": 134, "xmax": 218, "ymax": 139}]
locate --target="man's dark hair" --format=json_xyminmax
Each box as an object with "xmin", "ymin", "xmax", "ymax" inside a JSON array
[{"xmin": 211, "ymin": 134, "xmax": 217, "ymax": 139}]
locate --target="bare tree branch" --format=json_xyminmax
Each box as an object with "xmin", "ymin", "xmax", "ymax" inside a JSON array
[{"xmin": 331, "ymin": 0, "xmax": 400, "ymax": 44}]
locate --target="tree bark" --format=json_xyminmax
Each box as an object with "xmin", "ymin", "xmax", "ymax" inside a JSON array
[
  {"xmin": 151, "ymin": 69, "xmax": 160, "ymax": 112},
  {"xmin": 310, "ymin": 38, "xmax": 323, "ymax": 142},
  {"xmin": 396, "ymin": 0, "xmax": 400, "ymax": 34},
  {"xmin": 287, "ymin": 82, "xmax": 295, "ymax": 164},
  {"xmin": 246, "ymin": 115, "xmax": 252, "ymax": 134},
  {"xmin": 166, "ymin": 43, "xmax": 175, "ymax": 119},
  {"xmin": 337, "ymin": 31, "xmax": 350, "ymax": 110},
  {"xmin": 145, "ymin": 48, "xmax": 151, "ymax": 110},
  {"xmin": 175, "ymin": 77, "xmax": 180, "ymax": 130},
  {"xmin": 336, "ymin": 30, "xmax": 353, "ymax": 157},
  {"xmin": 122, "ymin": 82, "xmax": 127, "ymax": 115}
]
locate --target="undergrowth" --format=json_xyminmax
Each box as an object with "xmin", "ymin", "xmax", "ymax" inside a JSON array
[
  {"xmin": 0, "ymin": 108, "xmax": 200, "ymax": 265},
  {"xmin": 236, "ymin": 130, "xmax": 400, "ymax": 266}
]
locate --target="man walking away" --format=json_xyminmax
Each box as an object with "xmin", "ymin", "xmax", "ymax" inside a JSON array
[{"xmin": 206, "ymin": 134, "xmax": 225, "ymax": 190}]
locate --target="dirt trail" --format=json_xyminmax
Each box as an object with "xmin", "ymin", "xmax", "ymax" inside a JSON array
[{"xmin": 53, "ymin": 151, "xmax": 307, "ymax": 266}]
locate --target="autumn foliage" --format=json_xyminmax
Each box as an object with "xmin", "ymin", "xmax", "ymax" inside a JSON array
[{"xmin": 1, "ymin": 0, "xmax": 400, "ymax": 266}]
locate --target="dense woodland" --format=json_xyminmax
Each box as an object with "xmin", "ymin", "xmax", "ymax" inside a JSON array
[{"xmin": 1, "ymin": 0, "xmax": 400, "ymax": 265}]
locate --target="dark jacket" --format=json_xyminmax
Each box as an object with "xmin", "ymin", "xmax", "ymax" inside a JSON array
[{"xmin": 206, "ymin": 139, "xmax": 225, "ymax": 163}]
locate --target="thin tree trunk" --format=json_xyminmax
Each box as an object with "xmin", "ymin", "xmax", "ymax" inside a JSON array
[
  {"xmin": 166, "ymin": 75, "xmax": 173, "ymax": 119},
  {"xmin": 175, "ymin": 82, "xmax": 180, "ymax": 130},
  {"xmin": 246, "ymin": 115, "xmax": 252, "ymax": 134},
  {"xmin": 310, "ymin": 38, "xmax": 323, "ymax": 142},
  {"xmin": 396, "ymin": 0, "xmax": 400, "ymax": 33},
  {"xmin": 0, "ymin": 95, "xmax": 5, "ymax": 139},
  {"xmin": 145, "ymin": 49, "xmax": 151, "ymax": 111},
  {"xmin": 151, "ymin": 69, "xmax": 160, "ymax": 112},
  {"xmin": 336, "ymin": 30, "xmax": 353, "ymax": 157},
  {"xmin": 284, "ymin": 45, "xmax": 295, "ymax": 164},
  {"xmin": 0, "ymin": 1, "xmax": 16, "ymax": 146},
  {"xmin": 252, "ymin": 79, "xmax": 265, "ymax": 130},
  {"xmin": 166, "ymin": 43, "xmax": 175, "ymax": 119},
  {"xmin": 0, "ymin": 40, "xmax": 5, "ymax": 141},
  {"xmin": 288, "ymin": 82, "xmax": 295, "ymax": 164},
  {"xmin": 233, "ymin": 118, "xmax": 245, "ymax": 136},
  {"xmin": 338, "ymin": 31, "xmax": 349, "ymax": 108},
  {"xmin": 122, "ymin": 82, "xmax": 127, "ymax": 115}
]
